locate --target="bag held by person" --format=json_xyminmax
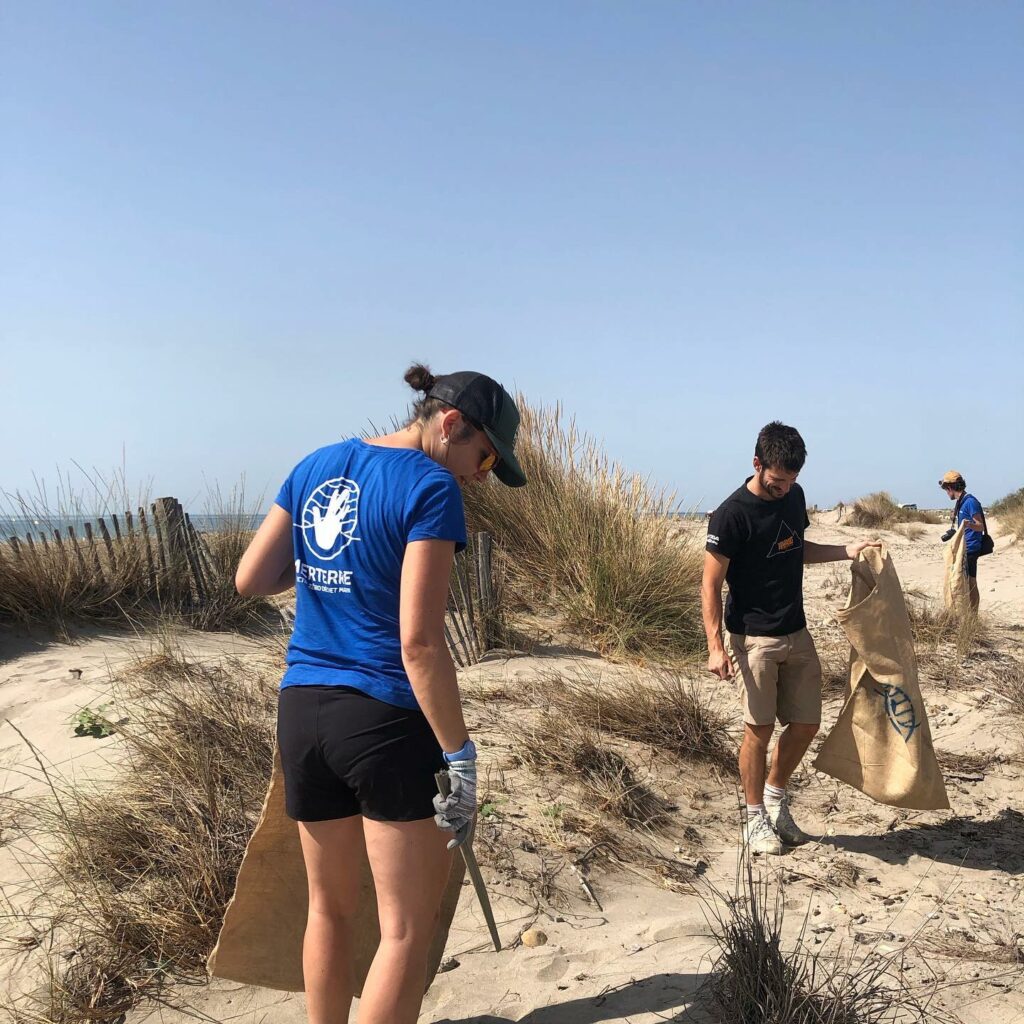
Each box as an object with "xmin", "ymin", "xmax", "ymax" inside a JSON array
[
  {"xmin": 814, "ymin": 545, "xmax": 949, "ymax": 811},
  {"xmin": 208, "ymin": 750, "xmax": 465, "ymax": 992},
  {"xmin": 943, "ymin": 523, "xmax": 969, "ymax": 611}
]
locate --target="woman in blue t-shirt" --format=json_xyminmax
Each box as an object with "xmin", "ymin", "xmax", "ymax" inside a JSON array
[{"xmin": 236, "ymin": 363, "xmax": 526, "ymax": 1024}]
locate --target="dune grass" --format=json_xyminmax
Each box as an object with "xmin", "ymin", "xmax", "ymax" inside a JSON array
[
  {"xmin": 892, "ymin": 523, "xmax": 926, "ymax": 541},
  {"xmin": 990, "ymin": 486, "xmax": 1024, "ymax": 542},
  {"xmin": 847, "ymin": 493, "xmax": 941, "ymax": 530},
  {"xmin": 526, "ymin": 668, "xmax": 736, "ymax": 771},
  {"xmin": 462, "ymin": 402, "xmax": 704, "ymax": 663},
  {"xmin": 0, "ymin": 480, "xmax": 271, "ymax": 636},
  {"xmin": 512, "ymin": 714, "xmax": 672, "ymax": 832},
  {"xmin": 2, "ymin": 644, "xmax": 277, "ymax": 1023},
  {"xmin": 703, "ymin": 855, "xmax": 950, "ymax": 1023},
  {"xmin": 903, "ymin": 591, "xmax": 989, "ymax": 660}
]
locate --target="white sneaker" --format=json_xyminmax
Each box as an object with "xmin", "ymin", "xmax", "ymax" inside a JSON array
[
  {"xmin": 766, "ymin": 797, "xmax": 808, "ymax": 846},
  {"xmin": 743, "ymin": 812, "xmax": 784, "ymax": 855}
]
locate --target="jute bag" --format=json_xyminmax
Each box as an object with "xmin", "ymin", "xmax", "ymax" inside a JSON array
[
  {"xmin": 813, "ymin": 546, "xmax": 948, "ymax": 810},
  {"xmin": 943, "ymin": 522, "xmax": 969, "ymax": 612},
  {"xmin": 208, "ymin": 751, "xmax": 465, "ymax": 993}
]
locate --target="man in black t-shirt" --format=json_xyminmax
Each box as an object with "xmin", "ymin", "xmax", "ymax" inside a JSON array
[{"xmin": 702, "ymin": 422, "xmax": 878, "ymax": 855}]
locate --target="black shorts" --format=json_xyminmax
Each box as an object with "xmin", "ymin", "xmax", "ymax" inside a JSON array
[
  {"xmin": 277, "ymin": 685, "xmax": 444, "ymax": 823},
  {"xmin": 966, "ymin": 552, "xmax": 979, "ymax": 578}
]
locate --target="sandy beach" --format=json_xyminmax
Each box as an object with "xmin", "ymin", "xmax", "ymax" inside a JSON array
[{"xmin": 2, "ymin": 513, "xmax": 1022, "ymax": 1023}]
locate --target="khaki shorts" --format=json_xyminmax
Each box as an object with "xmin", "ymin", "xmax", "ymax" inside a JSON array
[{"xmin": 727, "ymin": 628, "xmax": 822, "ymax": 727}]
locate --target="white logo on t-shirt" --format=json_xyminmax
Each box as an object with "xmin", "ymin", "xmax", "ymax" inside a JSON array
[{"xmin": 300, "ymin": 477, "xmax": 360, "ymax": 560}]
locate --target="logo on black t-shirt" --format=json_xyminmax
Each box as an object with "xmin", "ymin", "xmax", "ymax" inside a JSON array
[
  {"xmin": 301, "ymin": 477, "xmax": 361, "ymax": 560},
  {"xmin": 767, "ymin": 520, "xmax": 802, "ymax": 559}
]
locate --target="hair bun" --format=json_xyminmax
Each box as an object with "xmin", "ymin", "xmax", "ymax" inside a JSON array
[{"xmin": 404, "ymin": 363, "xmax": 437, "ymax": 394}]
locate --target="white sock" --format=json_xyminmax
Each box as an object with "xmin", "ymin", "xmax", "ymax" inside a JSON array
[
  {"xmin": 764, "ymin": 783, "xmax": 786, "ymax": 807},
  {"xmin": 746, "ymin": 803, "xmax": 765, "ymax": 820}
]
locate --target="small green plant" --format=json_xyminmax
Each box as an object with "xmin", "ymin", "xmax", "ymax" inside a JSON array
[
  {"xmin": 72, "ymin": 704, "xmax": 115, "ymax": 739},
  {"xmin": 479, "ymin": 797, "xmax": 506, "ymax": 820},
  {"xmin": 541, "ymin": 802, "xmax": 565, "ymax": 819}
]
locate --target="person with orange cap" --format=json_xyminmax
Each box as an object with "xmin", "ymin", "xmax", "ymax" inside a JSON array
[{"xmin": 939, "ymin": 471, "xmax": 988, "ymax": 611}]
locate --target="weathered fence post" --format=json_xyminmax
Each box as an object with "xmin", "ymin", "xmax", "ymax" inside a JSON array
[
  {"xmin": 98, "ymin": 517, "xmax": 117, "ymax": 570},
  {"xmin": 137, "ymin": 507, "xmax": 157, "ymax": 590},
  {"xmin": 443, "ymin": 532, "xmax": 498, "ymax": 668},
  {"xmin": 66, "ymin": 526, "xmax": 88, "ymax": 574},
  {"xmin": 474, "ymin": 531, "xmax": 496, "ymax": 650},
  {"xmin": 83, "ymin": 522, "xmax": 104, "ymax": 578}
]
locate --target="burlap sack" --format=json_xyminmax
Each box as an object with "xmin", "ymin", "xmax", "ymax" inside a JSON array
[
  {"xmin": 813, "ymin": 546, "xmax": 949, "ymax": 810},
  {"xmin": 207, "ymin": 752, "xmax": 465, "ymax": 993},
  {"xmin": 943, "ymin": 522, "xmax": 969, "ymax": 612}
]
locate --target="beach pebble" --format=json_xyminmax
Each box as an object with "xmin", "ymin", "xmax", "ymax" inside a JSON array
[{"xmin": 521, "ymin": 928, "xmax": 548, "ymax": 947}]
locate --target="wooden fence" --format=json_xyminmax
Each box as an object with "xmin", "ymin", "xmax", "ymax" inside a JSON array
[
  {"xmin": 6, "ymin": 498, "xmax": 499, "ymax": 664},
  {"xmin": 446, "ymin": 531, "xmax": 499, "ymax": 668},
  {"xmin": 4, "ymin": 496, "xmax": 218, "ymax": 609}
]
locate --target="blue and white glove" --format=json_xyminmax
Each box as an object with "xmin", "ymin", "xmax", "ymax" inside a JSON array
[{"xmin": 433, "ymin": 739, "xmax": 477, "ymax": 850}]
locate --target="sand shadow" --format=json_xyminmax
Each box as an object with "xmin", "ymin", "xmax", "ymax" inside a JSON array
[
  {"xmin": 821, "ymin": 808, "xmax": 1024, "ymax": 873},
  {"xmin": 433, "ymin": 970, "xmax": 706, "ymax": 1023}
]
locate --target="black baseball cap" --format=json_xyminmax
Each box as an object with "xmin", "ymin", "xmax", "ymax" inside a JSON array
[{"xmin": 428, "ymin": 371, "xmax": 527, "ymax": 487}]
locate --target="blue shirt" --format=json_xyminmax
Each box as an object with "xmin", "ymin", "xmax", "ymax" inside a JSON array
[
  {"xmin": 957, "ymin": 494, "xmax": 984, "ymax": 554},
  {"xmin": 275, "ymin": 438, "xmax": 467, "ymax": 708}
]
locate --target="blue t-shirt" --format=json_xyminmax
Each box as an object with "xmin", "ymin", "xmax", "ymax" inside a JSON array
[
  {"xmin": 957, "ymin": 494, "xmax": 984, "ymax": 554},
  {"xmin": 274, "ymin": 438, "xmax": 467, "ymax": 708}
]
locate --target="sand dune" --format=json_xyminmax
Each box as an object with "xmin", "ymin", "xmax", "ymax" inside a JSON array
[{"xmin": 2, "ymin": 520, "xmax": 1022, "ymax": 1023}]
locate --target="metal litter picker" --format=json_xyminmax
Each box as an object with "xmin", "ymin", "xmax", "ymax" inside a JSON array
[{"xmin": 435, "ymin": 770, "xmax": 502, "ymax": 952}]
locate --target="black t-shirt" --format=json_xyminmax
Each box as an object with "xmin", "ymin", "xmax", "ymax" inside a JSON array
[{"xmin": 706, "ymin": 479, "xmax": 810, "ymax": 637}]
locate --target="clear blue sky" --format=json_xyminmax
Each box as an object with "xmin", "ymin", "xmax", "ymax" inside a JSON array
[{"xmin": 2, "ymin": 2, "xmax": 1021, "ymax": 513}]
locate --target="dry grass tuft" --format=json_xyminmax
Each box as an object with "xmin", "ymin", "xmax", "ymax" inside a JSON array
[
  {"xmin": 904, "ymin": 592, "xmax": 989, "ymax": 661},
  {"xmin": 530, "ymin": 668, "xmax": 736, "ymax": 771},
  {"xmin": 848, "ymin": 493, "xmax": 940, "ymax": 530},
  {"xmin": 513, "ymin": 714, "xmax": 671, "ymax": 831},
  {"xmin": 0, "ymin": 484, "xmax": 272, "ymax": 636},
  {"xmin": 3, "ymin": 645, "xmax": 277, "ymax": 1023},
  {"xmin": 934, "ymin": 748, "xmax": 1005, "ymax": 776},
  {"xmin": 703, "ymin": 857, "xmax": 949, "ymax": 1023},
  {"xmin": 463, "ymin": 402, "xmax": 704, "ymax": 663},
  {"xmin": 919, "ymin": 928, "xmax": 1023, "ymax": 965},
  {"xmin": 994, "ymin": 658, "xmax": 1024, "ymax": 715},
  {"xmin": 893, "ymin": 523, "xmax": 926, "ymax": 541},
  {"xmin": 990, "ymin": 487, "xmax": 1024, "ymax": 543}
]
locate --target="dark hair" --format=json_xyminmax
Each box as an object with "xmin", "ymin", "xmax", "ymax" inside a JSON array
[
  {"xmin": 755, "ymin": 421, "xmax": 807, "ymax": 472},
  {"xmin": 404, "ymin": 362, "xmax": 477, "ymax": 441}
]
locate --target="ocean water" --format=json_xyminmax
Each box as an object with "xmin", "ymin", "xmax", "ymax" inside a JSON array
[
  {"xmin": 3, "ymin": 508, "xmax": 707, "ymax": 542},
  {"xmin": 1, "ymin": 512, "xmax": 263, "ymax": 541}
]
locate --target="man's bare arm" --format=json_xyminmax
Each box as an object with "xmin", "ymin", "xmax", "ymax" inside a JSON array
[
  {"xmin": 701, "ymin": 550, "xmax": 733, "ymax": 680},
  {"xmin": 803, "ymin": 539, "xmax": 880, "ymax": 564}
]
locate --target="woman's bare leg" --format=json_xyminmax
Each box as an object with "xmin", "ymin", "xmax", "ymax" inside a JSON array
[
  {"xmin": 356, "ymin": 817, "xmax": 453, "ymax": 1024},
  {"xmin": 298, "ymin": 816, "xmax": 365, "ymax": 1024}
]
